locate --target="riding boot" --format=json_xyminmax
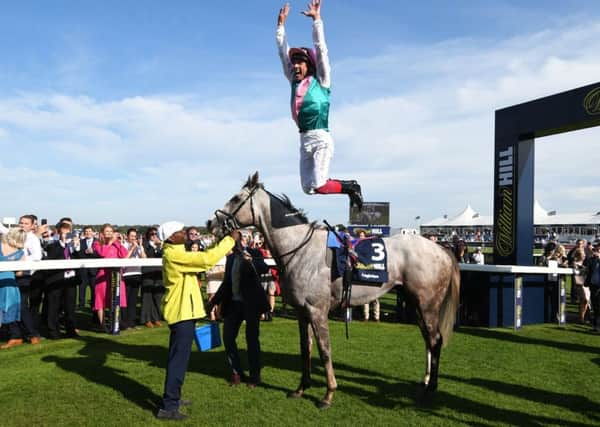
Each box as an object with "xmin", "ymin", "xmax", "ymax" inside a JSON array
[{"xmin": 339, "ymin": 180, "xmax": 363, "ymax": 210}]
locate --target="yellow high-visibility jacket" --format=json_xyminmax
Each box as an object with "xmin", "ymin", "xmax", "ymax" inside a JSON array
[{"xmin": 161, "ymin": 236, "xmax": 235, "ymax": 325}]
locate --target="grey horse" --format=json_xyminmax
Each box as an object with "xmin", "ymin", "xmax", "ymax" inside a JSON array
[{"xmin": 207, "ymin": 172, "xmax": 460, "ymax": 408}]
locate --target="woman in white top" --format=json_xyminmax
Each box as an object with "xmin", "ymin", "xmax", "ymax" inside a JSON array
[{"xmin": 122, "ymin": 228, "xmax": 146, "ymax": 330}]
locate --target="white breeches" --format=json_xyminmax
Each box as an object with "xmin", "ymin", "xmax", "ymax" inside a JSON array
[{"xmin": 299, "ymin": 129, "xmax": 334, "ymax": 193}]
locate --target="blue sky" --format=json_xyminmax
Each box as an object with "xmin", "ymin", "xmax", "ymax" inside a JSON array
[{"xmin": 1, "ymin": 1, "xmax": 599, "ymax": 227}]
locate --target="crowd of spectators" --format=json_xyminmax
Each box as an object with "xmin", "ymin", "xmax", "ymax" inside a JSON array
[
  {"xmin": 5, "ymin": 214, "xmax": 598, "ymax": 350},
  {"xmin": 0, "ymin": 214, "xmax": 284, "ymax": 349},
  {"xmin": 537, "ymin": 238, "xmax": 600, "ymax": 331}
]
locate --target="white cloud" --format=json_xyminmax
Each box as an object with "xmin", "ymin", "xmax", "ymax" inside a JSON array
[{"xmin": 2, "ymin": 18, "xmax": 600, "ymax": 227}]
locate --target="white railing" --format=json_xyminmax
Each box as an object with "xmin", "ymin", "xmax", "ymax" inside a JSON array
[
  {"xmin": 0, "ymin": 259, "xmax": 574, "ymax": 330},
  {"xmin": 459, "ymin": 263, "xmax": 573, "ymax": 275},
  {"xmin": 458, "ymin": 263, "xmax": 574, "ymax": 329},
  {"xmin": 0, "ymin": 258, "xmax": 573, "ymax": 274},
  {"xmin": 0, "ymin": 257, "xmax": 278, "ymax": 272}
]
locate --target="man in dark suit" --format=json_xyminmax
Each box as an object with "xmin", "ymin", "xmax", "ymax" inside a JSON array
[
  {"xmin": 211, "ymin": 233, "xmax": 270, "ymax": 387},
  {"xmin": 45, "ymin": 221, "xmax": 81, "ymax": 338},
  {"xmin": 79, "ymin": 226, "xmax": 98, "ymax": 309}
]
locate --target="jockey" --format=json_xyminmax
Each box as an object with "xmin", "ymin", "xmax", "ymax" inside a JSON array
[{"xmin": 276, "ymin": 0, "xmax": 363, "ymax": 210}]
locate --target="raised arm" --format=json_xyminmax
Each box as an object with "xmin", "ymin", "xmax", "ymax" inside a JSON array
[
  {"xmin": 169, "ymin": 236, "xmax": 236, "ymax": 273},
  {"xmin": 276, "ymin": 3, "xmax": 294, "ymax": 83},
  {"xmin": 303, "ymin": 0, "xmax": 331, "ymax": 88}
]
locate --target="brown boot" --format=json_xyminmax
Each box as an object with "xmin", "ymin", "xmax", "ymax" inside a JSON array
[
  {"xmin": 29, "ymin": 336, "xmax": 42, "ymax": 345},
  {"xmin": 1, "ymin": 339, "xmax": 24, "ymax": 349},
  {"xmin": 145, "ymin": 321, "xmax": 154, "ymax": 328}
]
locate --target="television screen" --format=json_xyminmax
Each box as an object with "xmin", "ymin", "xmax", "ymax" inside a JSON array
[{"xmin": 349, "ymin": 202, "xmax": 390, "ymax": 225}]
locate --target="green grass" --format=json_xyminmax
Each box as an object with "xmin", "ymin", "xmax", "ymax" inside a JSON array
[{"xmin": 1, "ymin": 312, "xmax": 599, "ymax": 426}]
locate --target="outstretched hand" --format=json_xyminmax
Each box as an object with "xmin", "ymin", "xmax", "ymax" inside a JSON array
[
  {"xmin": 301, "ymin": 0, "xmax": 321, "ymax": 20},
  {"xmin": 278, "ymin": 3, "xmax": 289, "ymax": 26}
]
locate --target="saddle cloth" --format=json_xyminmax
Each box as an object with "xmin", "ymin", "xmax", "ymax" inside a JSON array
[{"xmin": 327, "ymin": 232, "xmax": 388, "ymax": 284}]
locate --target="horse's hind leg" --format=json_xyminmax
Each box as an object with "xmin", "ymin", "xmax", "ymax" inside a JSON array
[
  {"xmin": 418, "ymin": 309, "xmax": 443, "ymax": 395},
  {"xmin": 288, "ymin": 314, "xmax": 312, "ymax": 399},
  {"xmin": 427, "ymin": 333, "xmax": 443, "ymax": 393}
]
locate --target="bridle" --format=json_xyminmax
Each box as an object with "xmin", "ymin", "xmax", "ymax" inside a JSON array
[
  {"xmin": 214, "ymin": 185, "xmax": 259, "ymax": 234},
  {"xmin": 213, "ymin": 185, "xmax": 317, "ymax": 261}
]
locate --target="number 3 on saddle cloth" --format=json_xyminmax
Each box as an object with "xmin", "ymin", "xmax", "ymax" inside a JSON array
[{"xmin": 327, "ymin": 232, "xmax": 389, "ymax": 284}]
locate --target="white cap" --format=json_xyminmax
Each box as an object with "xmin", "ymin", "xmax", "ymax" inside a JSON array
[{"xmin": 158, "ymin": 221, "xmax": 185, "ymax": 241}]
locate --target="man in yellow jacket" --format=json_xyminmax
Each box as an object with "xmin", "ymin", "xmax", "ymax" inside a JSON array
[{"xmin": 156, "ymin": 221, "xmax": 239, "ymax": 421}]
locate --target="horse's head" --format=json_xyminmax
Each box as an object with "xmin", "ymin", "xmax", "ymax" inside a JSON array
[{"xmin": 206, "ymin": 171, "xmax": 263, "ymax": 239}]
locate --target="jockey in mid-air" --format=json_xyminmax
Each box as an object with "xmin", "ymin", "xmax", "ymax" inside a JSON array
[{"xmin": 276, "ymin": 0, "xmax": 363, "ymax": 210}]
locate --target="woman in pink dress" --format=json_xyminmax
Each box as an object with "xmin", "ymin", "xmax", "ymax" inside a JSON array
[{"xmin": 93, "ymin": 224, "xmax": 128, "ymax": 328}]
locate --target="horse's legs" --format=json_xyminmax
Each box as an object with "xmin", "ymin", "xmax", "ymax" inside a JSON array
[
  {"xmin": 418, "ymin": 308, "xmax": 443, "ymax": 394},
  {"xmin": 427, "ymin": 333, "xmax": 443, "ymax": 392},
  {"xmin": 310, "ymin": 312, "xmax": 337, "ymax": 409},
  {"xmin": 288, "ymin": 314, "xmax": 313, "ymax": 398},
  {"xmin": 414, "ymin": 307, "xmax": 432, "ymax": 387},
  {"xmin": 423, "ymin": 349, "xmax": 432, "ymax": 386}
]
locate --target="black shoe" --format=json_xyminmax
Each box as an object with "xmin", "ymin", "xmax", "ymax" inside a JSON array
[
  {"xmin": 247, "ymin": 376, "xmax": 261, "ymax": 389},
  {"xmin": 66, "ymin": 329, "xmax": 80, "ymax": 338},
  {"xmin": 156, "ymin": 409, "xmax": 188, "ymax": 421},
  {"xmin": 179, "ymin": 399, "xmax": 192, "ymax": 407},
  {"xmin": 340, "ymin": 180, "xmax": 363, "ymax": 210}
]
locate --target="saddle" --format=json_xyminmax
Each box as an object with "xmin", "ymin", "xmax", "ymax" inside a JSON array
[{"xmin": 327, "ymin": 232, "xmax": 388, "ymax": 285}]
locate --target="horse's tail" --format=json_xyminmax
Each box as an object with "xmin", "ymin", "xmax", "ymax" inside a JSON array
[{"xmin": 439, "ymin": 257, "xmax": 461, "ymax": 347}]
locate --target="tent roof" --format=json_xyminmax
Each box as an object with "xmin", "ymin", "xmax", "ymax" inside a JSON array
[{"xmin": 421, "ymin": 201, "xmax": 600, "ymax": 227}]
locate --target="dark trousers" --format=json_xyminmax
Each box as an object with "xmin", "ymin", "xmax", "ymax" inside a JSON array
[
  {"xmin": 545, "ymin": 280, "xmax": 558, "ymax": 323},
  {"xmin": 223, "ymin": 301, "xmax": 262, "ymax": 382},
  {"xmin": 9, "ymin": 277, "xmax": 40, "ymax": 339},
  {"xmin": 29, "ymin": 274, "xmax": 44, "ymax": 333},
  {"xmin": 162, "ymin": 319, "xmax": 195, "ymax": 412},
  {"xmin": 141, "ymin": 286, "xmax": 164, "ymax": 323},
  {"xmin": 79, "ymin": 268, "xmax": 97, "ymax": 308},
  {"xmin": 591, "ymin": 285, "xmax": 600, "ymax": 329},
  {"xmin": 46, "ymin": 279, "xmax": 78, "ymax": 338},
  {"xmin": 123, "ymin": 275, "xmax": 141, "ymax": 328}
]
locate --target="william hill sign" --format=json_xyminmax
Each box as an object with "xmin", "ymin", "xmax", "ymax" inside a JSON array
[{"xmin": 583, "ymin": 87, "xmax": 600, "ymax": 116}]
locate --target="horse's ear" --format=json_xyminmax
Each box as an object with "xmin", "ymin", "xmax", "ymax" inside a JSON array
[{"xmin": 244, "ymin": 171, "xmax": 260, "ymax": 189}]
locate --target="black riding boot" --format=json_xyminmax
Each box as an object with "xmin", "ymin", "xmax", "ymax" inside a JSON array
[{"xmin": 339, "ymin": 180, "xmax": 363, "ymax": 210}]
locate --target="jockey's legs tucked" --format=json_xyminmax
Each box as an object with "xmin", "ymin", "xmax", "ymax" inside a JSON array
[{"xmin": 299, "ymin": 130, "xmax": 363, "ymax": 210}]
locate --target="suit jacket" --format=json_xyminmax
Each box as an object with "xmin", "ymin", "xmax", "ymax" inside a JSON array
[
  {"xmin": 80, "ymin": 237, "xmax": 99, "ymax": 275},
  {"xmin": 142, "ymin": 241, "xmax": 164, "ymax": 283},
  {"xmin": 212, "ymin": 247, "xmax": 270, "ymax": 317},
  {"xmin": 45, "ymin": 241, "xmax": 81, "ymax": 286},
  {"xmin": 585, "ymin": 256, "xmax": 600, "ymax": 286}
]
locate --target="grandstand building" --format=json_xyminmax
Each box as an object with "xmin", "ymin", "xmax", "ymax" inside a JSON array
[{"xmin": 420, "ymin": 201, "xmax": 600, "ymax": 243}]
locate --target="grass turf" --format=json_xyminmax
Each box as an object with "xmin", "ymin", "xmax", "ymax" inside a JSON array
[{"xmin": 1, "ymin": 311, "xmax": 599, "ymax": 427}]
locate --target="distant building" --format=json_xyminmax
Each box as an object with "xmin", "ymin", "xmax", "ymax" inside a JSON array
[{"xmin": 420, "ymin": 201, "xmax": 600, "ymax": 243}]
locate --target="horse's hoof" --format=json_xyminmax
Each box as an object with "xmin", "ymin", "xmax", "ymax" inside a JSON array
[
  {"xmin": 317, "ymin": 400, "xmax": 331, "ymax": 410},
  {"xmin": 416, "ymin": 383, "xmax": 436, "ymax": 404},
  {"xmin": 287, "ymin": 390, "xmax": 303, "ymax": 399}
]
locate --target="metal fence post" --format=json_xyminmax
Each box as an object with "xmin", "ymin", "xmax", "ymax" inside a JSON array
[{"xmin": 514, "ymin": 274, "xmax": 522, "ymax": 330}]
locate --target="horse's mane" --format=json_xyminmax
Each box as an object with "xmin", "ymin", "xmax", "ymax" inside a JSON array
[
  {"xmin": 270, "ymin": 192, "xmax": 310, "ymax": 224},
  {"xmin": 244, "ymin": 176, "xmax": 312, "ymax": 225},
  {"xmin": 244, "ymin": 174, "xmax": 323, "ymax": 229}
]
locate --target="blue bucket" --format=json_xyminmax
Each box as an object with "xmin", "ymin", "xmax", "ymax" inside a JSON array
[{"xmin": 194, "ymin": 322, "xmax": 221, "ymax": 352}]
